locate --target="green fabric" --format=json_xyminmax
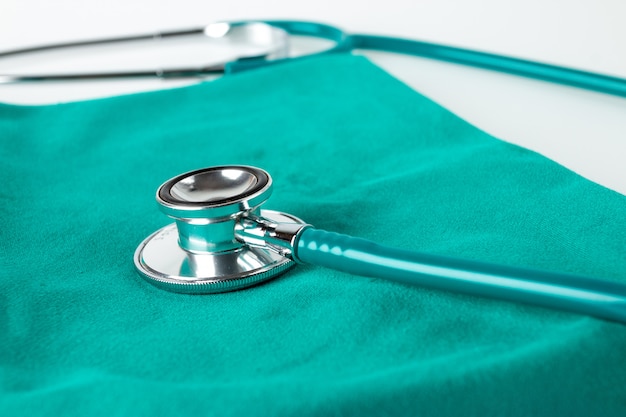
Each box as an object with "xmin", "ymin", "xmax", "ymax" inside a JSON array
[{"xmin": 1, "ymin": 54, "xmax": 625, "ymax": 416}]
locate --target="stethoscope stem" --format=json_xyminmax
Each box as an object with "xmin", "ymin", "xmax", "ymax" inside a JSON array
[{"xmin": 295, "ymin": 228, "xmax": 626, "ymax": 324}]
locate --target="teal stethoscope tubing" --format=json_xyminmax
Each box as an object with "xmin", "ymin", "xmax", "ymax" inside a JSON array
[
  {"xmin": 296, "ymin": 229, "xmax": 626, "ymax": 324},
  {"xmin": 228, "ymin": 21, "xmax": 626, "ymax": 98}
]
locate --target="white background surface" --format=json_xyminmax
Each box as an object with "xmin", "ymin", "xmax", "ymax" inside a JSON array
[{"xmin": 1, "ymin": 0, "xmax": 625, "ymax": 194}]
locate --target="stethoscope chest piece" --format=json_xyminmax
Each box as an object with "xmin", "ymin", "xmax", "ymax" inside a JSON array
[{"xmin": 134, "ymin": 166, "xmax": 306, "ymax": 294}]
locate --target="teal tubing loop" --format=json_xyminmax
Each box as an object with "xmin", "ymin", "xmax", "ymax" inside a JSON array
[
  {"xmin": 296, "ymin": 228, "xmax": 626, "ymax": 324},
  {"xmin": 349, "ymin": 34, "xmax": 626, "ymax": 98},
  {"xmin": 232, "ymin": 22, "xmax": 626, "ymax": 98}
]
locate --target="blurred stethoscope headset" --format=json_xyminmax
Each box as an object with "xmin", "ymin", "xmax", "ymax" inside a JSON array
[
  {"xmin": 1, "ymin": 20, "xmax": 625, "ymax": 97},
  {"xmin": 2, "ymin": 21, "xmax": 625, "ymax": 324}
]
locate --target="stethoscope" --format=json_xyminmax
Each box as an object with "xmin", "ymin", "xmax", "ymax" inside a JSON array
[
  {"xmin": 3, "ymin": 21, "xmax": 626, "ymax": 324},
  {"xmin": 135, "ymin": 165, "xmax": 626, "ymax": 325}
]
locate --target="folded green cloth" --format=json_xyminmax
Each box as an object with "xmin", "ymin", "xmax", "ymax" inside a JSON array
[{"xmin": 1, "ymin": 54, "xmax": 625, "ymax": 416}]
